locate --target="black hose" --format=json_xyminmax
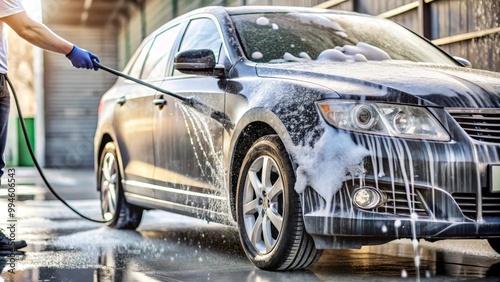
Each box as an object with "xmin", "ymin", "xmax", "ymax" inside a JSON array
[{"xmin": 7, "ymin": 75, "xmax": 109, "ymax": 224}]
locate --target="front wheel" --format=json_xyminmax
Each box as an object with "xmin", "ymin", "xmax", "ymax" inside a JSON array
[
  {"xmin": 236, "ymin": 135, "xmax": 322, "ymax": 270},
  {"xmin": 99, "ymin": 142, "xmax": 143, "ymax": 229}
]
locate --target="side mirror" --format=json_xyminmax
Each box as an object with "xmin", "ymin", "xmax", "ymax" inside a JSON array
[
  {"xmin": 453, "ymin": 56, "xmax": 472, "ymax": 68},
  {"xmin": 174, "ymin": 49, "xmax": 225, "ymax": 77}
]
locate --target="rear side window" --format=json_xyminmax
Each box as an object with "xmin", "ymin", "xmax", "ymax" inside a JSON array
[
  {"xmin": 128, "ymin": 39, "xmax": 154, "ymax": 78},
  {"xmin": 173, "ymin": 18, "xmax": 223, "ymax": 76},
  {"xmin": 142, "ymin": 24, "xmax": 181, "ymax": 80}
]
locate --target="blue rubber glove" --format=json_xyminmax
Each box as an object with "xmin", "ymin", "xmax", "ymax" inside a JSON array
[{"xmin": 66, "ymin": 45, "xmax": 100, "ymax": 71}]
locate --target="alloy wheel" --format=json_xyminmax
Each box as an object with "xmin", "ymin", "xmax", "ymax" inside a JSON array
[
  {"xmin": 100, "ymin": 152, "xmax": 118, "ymax": 220},
  {"xmin": 242, "ymin": 155, "xmax": 285, "ymax": 254}
]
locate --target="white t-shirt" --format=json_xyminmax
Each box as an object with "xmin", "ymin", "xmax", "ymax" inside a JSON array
[{"xmin": 0, "ymin": 0, "xmax": 24, "ymax": 74}]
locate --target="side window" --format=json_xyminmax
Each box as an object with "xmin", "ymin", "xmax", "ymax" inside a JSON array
[
  {"xmin": 128, "ymin": 39, "xmax": 154, "ymax": 78},
  {"xmin": 174, "ymin": 18, "xmax": 223, "ymax": 76},
  {"xmin": 142, "ymin": 24, "xmax": 181, "ymax": 80}
]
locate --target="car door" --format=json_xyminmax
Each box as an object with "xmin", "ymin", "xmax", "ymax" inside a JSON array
[
  {"xmin": 113, "ymin": 38, "xmax": 158, "ymax": 197},
  {"xmin": 153, "ymin": 17, "xmax": 228, "ymax": 210}
]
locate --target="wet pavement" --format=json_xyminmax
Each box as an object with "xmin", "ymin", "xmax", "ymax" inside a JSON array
[{"xmin": 1, "ymin": 168, "xmax": 500, "ymax": 281}]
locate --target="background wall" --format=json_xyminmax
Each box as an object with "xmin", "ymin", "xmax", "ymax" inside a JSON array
[
  {"xmin": 43, "ymin": 25, "xmax": 118, "ymax": 168},
  {"xmin": 317, "ymin": 0, "xmax": 499, "ymax": 72},
  {"xmin": 117, "ymin": 0, "xmax": 499, "ymax": 71}
]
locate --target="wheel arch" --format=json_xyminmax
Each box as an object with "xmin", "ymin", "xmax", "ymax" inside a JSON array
[{"xmin": 228, "ymin": 108, "xmax": 295, "ymax": 222}]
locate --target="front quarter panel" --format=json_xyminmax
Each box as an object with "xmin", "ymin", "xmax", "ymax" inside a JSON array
[{"xmin": 226, "ymin": 66, "xmax": 341, "ymax": 220}]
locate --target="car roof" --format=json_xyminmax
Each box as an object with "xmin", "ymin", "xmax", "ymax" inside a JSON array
[
  {"xmin": 177, "ymin": 5, "xmax": 369, "ymax": 20},
  {"xmin": 224, "ymin": 5, "xmax": 366, "ymax": 16}
]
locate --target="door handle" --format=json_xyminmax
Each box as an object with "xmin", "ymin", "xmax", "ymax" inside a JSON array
[
  {"xmin": 117, "ymin": 96, "xmax": 126, "ymax": 105},
  {"xmin": 153, "ymin": 98, "xmax": 167, "ymax": 106}
]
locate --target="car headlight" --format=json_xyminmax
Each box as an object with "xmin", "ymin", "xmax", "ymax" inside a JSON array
[{"xmin": 317, "ymin": 100, "xmax": 450, "ymax": 141}]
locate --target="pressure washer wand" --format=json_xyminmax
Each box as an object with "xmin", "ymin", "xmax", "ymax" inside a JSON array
[{"xmin": 93, "ymin": 60, "xmax": 234, "ymax": 129}]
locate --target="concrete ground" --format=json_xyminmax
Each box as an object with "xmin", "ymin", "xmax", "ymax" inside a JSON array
[
  {"xmin": 0, "ymin": 166, "xmax": 98, "ymax": 201},
  {"xmin": 1, "ymin": 167, "xmax": 500, "ymax": 281}
]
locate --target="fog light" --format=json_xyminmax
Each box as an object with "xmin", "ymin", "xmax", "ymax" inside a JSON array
[{"xmin": 353, "ymin": 187, "xmax": 383, "ymax": 209}]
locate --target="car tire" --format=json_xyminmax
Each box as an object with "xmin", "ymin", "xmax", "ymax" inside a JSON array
[
  {"xmin": 99, "ymin": 142, "xmax": 143, "ymax": 229},
  {"xmin": 487, "ymin": 239, "xmax": 500, "ymax": 254},
  {"xmin": 236, "ymin": 135, "xmax": 322, "ymax": 270}
]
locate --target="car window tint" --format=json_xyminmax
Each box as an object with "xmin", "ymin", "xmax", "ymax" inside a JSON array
[
  {"xmin": 142, "ymin": 24, "xmax": 181, "ymax": 80},
  {"xmin": 128, "ymin": 39, "xmax": 154, "ymax": 78},
  {"xmin": 173, "ymin": 18, "xmax": 222, "ymax": 76}
]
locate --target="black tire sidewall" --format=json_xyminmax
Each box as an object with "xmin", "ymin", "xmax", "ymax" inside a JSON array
[
  {"xmin": 98, "ymin": 142, "xmax": 125, "ymax": 227},
  {"xmin": 236, "ymin": 136, "xmax": 298, "ymax": 269}
]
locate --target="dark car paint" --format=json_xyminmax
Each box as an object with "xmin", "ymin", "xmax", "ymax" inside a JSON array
[
  {"xmin": 95, "ymin": 6, "xmax": 500, "ymax": 249},
  {"xmin": 256, "ymin": 62, "xmax": 500, "ymax": 108}
]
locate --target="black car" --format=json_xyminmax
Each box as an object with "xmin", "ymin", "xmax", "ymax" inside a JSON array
[{"xmin": 94, "ymin": 6, "xmax": 500, "ymax": 270}]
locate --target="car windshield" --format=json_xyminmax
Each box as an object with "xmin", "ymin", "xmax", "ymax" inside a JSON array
[{"xmin": 231, "ymin": 12, "xmax": 459, "ymax": 65}]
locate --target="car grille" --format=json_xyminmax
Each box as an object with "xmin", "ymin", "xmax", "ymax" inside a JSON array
[
  {"xmin": 359, "ymin": 180, "xmax": 430, "ymax": 218},
  {"xmin": 447, "ymin": 108, "xmax": 500, "ymax": 143},
  {"xmin": 452, "ymin": 192, "xmax": 500, "ymax": 219},
  {"xmin": 374, "ymin": 186, "xmax": 429, "ymax": 218}
]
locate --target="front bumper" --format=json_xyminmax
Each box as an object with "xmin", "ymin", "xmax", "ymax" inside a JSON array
[
  {"xmin": 304, "ymin": 214, "xmax": 500, "ymax": 249},
  {"xmin": 301, "ymin": 109, "xmax": 500, "ymax": 249}
]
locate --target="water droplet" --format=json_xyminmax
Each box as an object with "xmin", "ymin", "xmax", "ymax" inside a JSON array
[
  {"xmin": 394, "ymin": 219, "xmax": 402, "ymax": 228},
  {"xmin": 414, "ymin": 255, "xmax": 420, "ymax": 268},
  {"xmin": 170, "ymin": 257, "xmax": 174, "ymax": 262},
  {"xmin": 412, "ymin": 239, "xmax": 419, "ymax": 251},
  {"xmin": 401, "ymin": 269, "xmax": 407, "ymax": 278},
  {"xmin": 198, "ymin": 257, "xmax": 203, "ymax": 262},
  {"xmin": 103, "ymin": 213, "xmax": 113, "ymax": 221},
  {"xmin": 381, "ymin": 225, "xmax": 387, "ymax": 233},
  {"xmin": 425, "ymin": 270, "xmax": 431, "ymax": 278},
  {"xmin": 411, "ymin": 212, "xmax": 418, "ymax": 221}
]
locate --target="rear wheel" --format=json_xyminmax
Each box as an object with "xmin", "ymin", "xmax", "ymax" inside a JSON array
[
  {"xmin": 99, "ymin": 142, "xmax": 143, "ymax": 229},
  {"xmin": 236, "ymin": 135, "xmax": 322, "ymax": 270}
]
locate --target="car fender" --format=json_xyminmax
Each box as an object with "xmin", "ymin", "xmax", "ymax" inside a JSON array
[{"xmin": 94, "ymin": 124, "xmax": 126, "ymax": 193}]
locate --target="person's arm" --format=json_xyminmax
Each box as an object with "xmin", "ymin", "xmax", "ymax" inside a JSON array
[
  {"xmin": 2, "ymin": 11, "xmax": 72, "ymax": 54},
  {"xmin": 1, "ymin": 11, "xmax": 100, "ymax": 70}
]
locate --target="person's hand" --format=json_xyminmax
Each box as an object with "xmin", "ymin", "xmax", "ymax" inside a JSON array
[{"xmin": 66, "ymin": 45, "xmax": 100, "ymax": 71}]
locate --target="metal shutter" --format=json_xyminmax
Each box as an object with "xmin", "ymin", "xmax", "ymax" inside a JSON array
[{"xmin": 44, "ymin": 25, "xmax": 118, "ymax": 168}]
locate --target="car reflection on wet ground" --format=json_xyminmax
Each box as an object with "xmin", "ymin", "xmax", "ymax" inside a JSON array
[{"xmin": 1, "ymin": 200, "xmax": 499, "ymax": 282}]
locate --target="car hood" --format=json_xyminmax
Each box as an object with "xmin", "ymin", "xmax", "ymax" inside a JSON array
[{"xmin": 256, "ymin": 61, "xmax": 500, "ymax": 108}]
